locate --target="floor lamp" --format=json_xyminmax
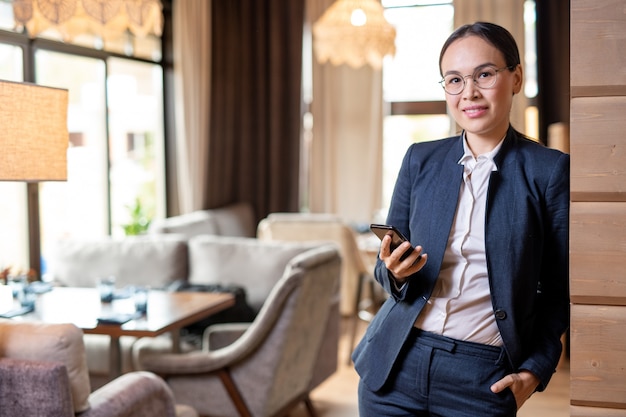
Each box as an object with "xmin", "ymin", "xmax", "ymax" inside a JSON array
[{"xmin": 0, "ymin": 79, "xmax": 69, "ymax": 276}]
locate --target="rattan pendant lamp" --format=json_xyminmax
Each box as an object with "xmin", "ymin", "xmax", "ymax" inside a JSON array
[{"xmin": 313, "ymin": 0, "xmax": 396, "ymax": 70}]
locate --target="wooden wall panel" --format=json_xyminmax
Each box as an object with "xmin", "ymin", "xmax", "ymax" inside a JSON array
[
  {"xmin": 570, "ymin": 304, "xmax": 626, "ymax": 409},
  {"xmin": 570, "ymin": 0, "xmax": 626, "ymax": 414},
  {"xmin": 570, "ymin": 0, "xmax": 626, "ymax": 93},
  {"xmin": 570, "ymin": 202, "xmax": 626, "ymax": 305},
  {"xmin": 570, "ymin": 97, "xmax": 626, "ymax": 201}
]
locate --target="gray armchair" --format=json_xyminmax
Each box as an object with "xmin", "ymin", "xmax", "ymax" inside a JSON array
[
  {"xmin": 257, "ymin": 212, "xmax": 381, "ymax": 362},
  {"xmin": 0, "ymin": 320, "xmax": 197, "ymax": 417},
  {"xmin": 132, "ymin": 244, "xmax": 341, "ymax": 417}
]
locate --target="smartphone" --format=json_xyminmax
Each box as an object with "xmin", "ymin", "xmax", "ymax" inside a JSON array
[
  {"xmin": 370, "ymin": 224, "xmax": 417, "ymax": 261},
  {"xmin": 370, "ymin": 224, "xmax": 409, "ymax": 251}
]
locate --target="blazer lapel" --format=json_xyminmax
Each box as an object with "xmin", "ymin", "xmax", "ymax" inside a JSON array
[
  {"xmin": 485, "ymin": 129, "xmax": 519, "ymax": 280},
  {"xmin": 425, "ymin": 138, "xmax": 464, "ymax": 276}
]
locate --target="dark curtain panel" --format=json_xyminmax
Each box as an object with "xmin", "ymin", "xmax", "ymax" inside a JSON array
[
  {"xmin": 535, "ymin": 0, "xmax": 570, "ymax": 143},
  {"xmin": 208, "ymin": 0, "xmax": 305, "ymax": 223}
]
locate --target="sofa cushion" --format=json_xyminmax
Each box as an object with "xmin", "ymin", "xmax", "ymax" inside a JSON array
[
  {"xmin": 149, "ymin": 210, "xmax": 219, "ymax": 237},
  {"xmin": 209, "ymin": 202, "xmax": 256, "ymax": 237},
  {"xmin": 47, "ymin": 235, "xmax": 189, "ymax": 289},
  {"xmin": 0, "ymin": 320, "xmax": 91, "ymax": 413},
  {"xmin": 149, "ymin": 202, "xmax": 256, "ymax": 239},
  {"xmin": 187, "ymin": 236, "xmax": 319, "ymax": 311}
]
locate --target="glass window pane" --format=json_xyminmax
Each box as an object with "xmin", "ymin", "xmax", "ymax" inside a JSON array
[
  {"xmin": 0, "ymin": 43, "xmax": 28, "ymax": 273},
  {"xmin": 107, "ymin": 57, "xmax": 165, "ymax": 237},
  {"xmin": 35, "ymin": 51, "xmax": 108, "ymax": 274},
  {"xmin": 524, "ymin": 0, "xmax": 538, "ymax": 98},
  {"xmin": 383, "ymin": 4, "xmax": 453, "ymax": 102},
  {"xmin": 380, "ymin": 3, "xmax": 454, "ymax": 215},
  {"xmin": 0, "ymin": 43, "xmax": 22, "ymax": 82},
  {"xmin": 382, "ymin": 115, "xmax": 451, "ymax": 211},
  {"xmin": 0, "ymin": 3, "xmax": 16, "ymax": 32}
]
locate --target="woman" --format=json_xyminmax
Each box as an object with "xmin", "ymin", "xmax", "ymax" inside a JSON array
[{"xmin": 352, "ymin": 21, "xmax": 569, "ymax": 416}]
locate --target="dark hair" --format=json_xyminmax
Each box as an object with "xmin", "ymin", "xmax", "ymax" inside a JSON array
[{"xmin": 438, "ymin": 22, "xmax": 521, "ymax": 75}]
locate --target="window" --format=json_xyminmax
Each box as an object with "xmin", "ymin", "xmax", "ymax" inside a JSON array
[
  {"xmin": 36, "ymin": 51, "xmax": 109, "ymax": 253},
  {"xmin": 0, "ymin": 10, "xmax": 166, "ymax": 278},
  {"xmin": 107, "ymin": 58, "xmax": 165, "ymax": 237},
  {"xmin": 380, "ymin": 1, "xmax": 454, "ymax": 211},
  {"xmin": 382, "ymin": 2, "xmax": 453, "ymax": 102}
]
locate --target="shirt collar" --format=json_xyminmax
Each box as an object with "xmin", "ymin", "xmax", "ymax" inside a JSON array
[{"xmin": 458, "ymin": 131, "xmax": 505, "ymax": 167}]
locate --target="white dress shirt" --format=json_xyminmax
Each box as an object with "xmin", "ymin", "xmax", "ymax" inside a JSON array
[{"xmin": 414, "ymin": 135, "xmax": 504, "ymax": 346}]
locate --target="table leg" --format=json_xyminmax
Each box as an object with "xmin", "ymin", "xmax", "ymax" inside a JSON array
[
  {"xmin": 109, "ymin": 335, "xmax": 121, "ymax": 379},
  {"xmin": 171, "ymin": 330, "xmax": 181, "ymax": 353}
]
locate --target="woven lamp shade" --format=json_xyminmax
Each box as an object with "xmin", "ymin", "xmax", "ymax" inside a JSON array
[
  {"xmin": 11, "ymin": 0, "xmax": 163, "ymax": 42},
  {"xmin": 313, "ymin": 0, "xmax": 396, "ymax": 70},
  {"xmin": 0, "ymin": 80, "xmax": 68, "ymax": 181}
]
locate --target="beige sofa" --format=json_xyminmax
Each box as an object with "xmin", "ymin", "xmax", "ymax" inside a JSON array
[
  {"xmin": 45, "ymin": 203, "xmax": 256, "ymax": 384},
  {"xmin": 45, "ymin": 204, "xmax": 340, "ymax": 395}
]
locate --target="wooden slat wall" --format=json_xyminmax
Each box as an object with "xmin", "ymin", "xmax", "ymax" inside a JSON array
[
  {"xmin": 570, "ymin": 306, "xmax": 626, "ymax": 407},
  {"xmin": 570, "ymin": 0, "xmax": 626, "ymax": 414},
  {"xmin": 570, "ymin": 98, "xmax": 626, "ymax": 201},
  {"xmin": 570, "ymin": 202, "xmax": 626, "ymax": 305}
]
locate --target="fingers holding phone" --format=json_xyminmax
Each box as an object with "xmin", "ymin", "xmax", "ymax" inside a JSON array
[
  {"xmin": 370, "ymin": 224, "xmax": 427, "ymax": 280},
  {"xmin": 383, "ymin": 238, "xmax": 426, "ymax": 280}
]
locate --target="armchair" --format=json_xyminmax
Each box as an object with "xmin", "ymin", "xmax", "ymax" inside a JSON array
[
  {"xmin": 257, "ymin": 212, "xmax": 381, "ymax": 361},
  {"xmin": 0, "ymin": 320, "xmax": 197, "ymax": 417},
  {"xmin": 257, "ymin": 213, "xmax": 363, "ymax": 316},
  {"xmin": 132, "ymin": 244, "xmax": 341, "ymax": 417}
]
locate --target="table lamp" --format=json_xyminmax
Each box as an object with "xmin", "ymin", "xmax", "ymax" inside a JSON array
[
  {"xmin": 0, "ymin": 79, "xmax": 68, "ymax": 182},
  {"xmin": 0, "ymin": 79, "xmax": 69, "ymax": 281}
]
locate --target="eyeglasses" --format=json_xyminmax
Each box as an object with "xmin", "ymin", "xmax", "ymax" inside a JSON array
[{"xmin": 439, "ymin": 65, "xmax": 514, "ymax": 95}]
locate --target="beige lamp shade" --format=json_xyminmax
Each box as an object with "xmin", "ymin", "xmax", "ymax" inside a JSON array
[{"xmin": 0, "ymin": 80, "xmax": 69, "ymax": 181}]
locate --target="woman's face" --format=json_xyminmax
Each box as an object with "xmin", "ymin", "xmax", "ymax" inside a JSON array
[{"xmin": 440, "ymin": 35, "xmax": 523, "ymax": 144}]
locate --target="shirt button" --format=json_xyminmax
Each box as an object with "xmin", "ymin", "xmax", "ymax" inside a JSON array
[{"xmin": 495, "ymin": 310, "xmax": 507, "ymax": 320}]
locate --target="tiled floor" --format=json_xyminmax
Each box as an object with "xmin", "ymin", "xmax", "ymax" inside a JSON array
[{"xmin": 293, "ymin": 318, "xmax": 570, "ymax": 416}]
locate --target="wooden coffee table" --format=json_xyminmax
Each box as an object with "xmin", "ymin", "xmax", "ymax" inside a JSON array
[{"xmin": 13, "ymin": 286, "xmax": 235, "ymax": 378}]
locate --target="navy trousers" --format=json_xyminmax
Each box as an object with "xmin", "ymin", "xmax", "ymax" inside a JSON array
[{"xmin": 358, "ymin": 329, "xmax": 518, "ymax": 417}]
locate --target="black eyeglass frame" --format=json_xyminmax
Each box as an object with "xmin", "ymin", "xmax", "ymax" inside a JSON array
[{"xmin": 438, "ymin": 65, "xmax": 516, "ymax": 95}]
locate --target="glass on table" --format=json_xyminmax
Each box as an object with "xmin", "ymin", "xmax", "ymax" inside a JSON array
[
  {"xmin": 7, "ymin": 275, "xmax": 26, "ymax": 298},
  {"xmin": 18, "ymin": 285, "xmax": 37, "ymax": 309},
  {"xmin": 97, "ymin": 276, "xmax": 116, "ymax": 303},
  {"xmin": 132, "ymin": 286, "xmax": 149, "ymax": 315}
]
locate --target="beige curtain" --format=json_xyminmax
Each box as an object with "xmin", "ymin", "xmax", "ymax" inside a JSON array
[
  {"xmin": 306, "ymin": 0, "xmax": 384, "ymax": 224},
  {"xmin": 453, "ymin": 0, "xmax": 528, "ymax": 133},
  {"xmin": 172, "ymin": 0, "xmax": 212, "ymax": 213}
]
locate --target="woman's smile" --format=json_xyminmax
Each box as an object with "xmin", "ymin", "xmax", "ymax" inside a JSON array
[{"xmin": 462, "ymin": 105, "xmax": 488, "ymax": 118}]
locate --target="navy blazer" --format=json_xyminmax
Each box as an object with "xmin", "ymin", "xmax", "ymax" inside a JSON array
[{"xmin": 353, "ymin": 126, "xmax": 570, "ymax": 393}]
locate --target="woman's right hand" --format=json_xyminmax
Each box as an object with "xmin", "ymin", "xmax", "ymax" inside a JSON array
[{"xmin": 379, "ymin": 234, "xmax": 427, "ymax": 284}]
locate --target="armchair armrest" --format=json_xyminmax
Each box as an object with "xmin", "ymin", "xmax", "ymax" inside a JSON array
[
  {"xmin": 0, "ymin": 358, "xmax": 73, "ymax": 416},
  {"xmin": 83, "ymin": 371, "xmax": 177, "ymax": 417},
  {"xmin": 203, "ymin": 323, "xmax": 251, "ymax": 351},
  {"xmin": 134, "ymin": 271, "xmax": 302, "ymax": 376}
]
